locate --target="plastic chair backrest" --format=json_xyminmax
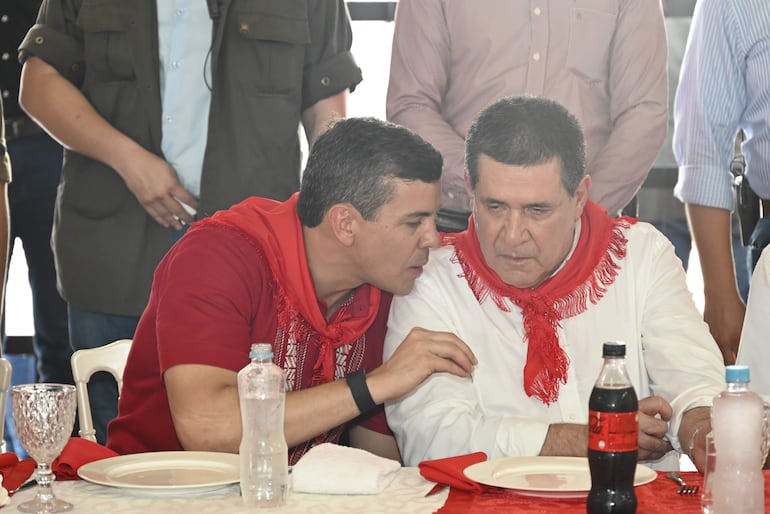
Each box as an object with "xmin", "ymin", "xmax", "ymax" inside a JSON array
[
  {"xmin": 70, "ymin": 339, "xmax": 132, "ymax": 443},
  {"xmin": 0, "ymin": 359, "xmax": 11, "ymax": 452}
]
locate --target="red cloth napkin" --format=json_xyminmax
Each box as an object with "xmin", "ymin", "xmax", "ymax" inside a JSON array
[
  {"xmin": 52, "ymin": 437, "xmax": 118, "ymax": 481},
  {"xmin": 0, "ymin": 453, "xmax": 35, "ymax": 494},
  {"xmin": 419, "ymin": 452, "xmax": 488, "ymax": 493}
]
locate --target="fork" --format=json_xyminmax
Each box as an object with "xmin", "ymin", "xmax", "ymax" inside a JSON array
[{"xmin": 665, "ymin": 471, "xmax": 700, "ymax": 495}]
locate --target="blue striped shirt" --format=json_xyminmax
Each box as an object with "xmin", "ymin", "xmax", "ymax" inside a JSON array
[
  {"xmin": 673, "ymin": 0, "xmax": 770, "ymax": 209},
  {"xmin": 157, "ymin": 0, "xmax": 212, "ymax": 198}
]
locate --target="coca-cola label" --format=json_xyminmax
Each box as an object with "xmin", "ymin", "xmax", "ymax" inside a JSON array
[{"xmin": 587, "ymin": 410, "xmax": 638, "ymax": 452}]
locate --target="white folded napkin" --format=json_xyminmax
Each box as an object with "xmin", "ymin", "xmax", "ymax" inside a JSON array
[{"xmin": 292, "ymin": 443, "xmax": 401, "ymax": 495}]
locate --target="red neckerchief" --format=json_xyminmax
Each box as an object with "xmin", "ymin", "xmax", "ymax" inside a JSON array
[
  {"xmin": 193, "ymin": 193, "xmax": 381, "ymax": 385},
  {"xmin": 442, "ymin": 200, "xmax": 636, "ymax": 405}
]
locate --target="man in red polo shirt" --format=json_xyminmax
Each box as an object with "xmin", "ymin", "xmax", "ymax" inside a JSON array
[{"xmin": 107, "ymin": 118, "xmax": 477, "ymax": 463}]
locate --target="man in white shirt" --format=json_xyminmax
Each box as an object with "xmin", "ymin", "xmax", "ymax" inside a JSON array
[{"xmin": 384, "ymin": 96, "xmax": 724, "ymax": 472}]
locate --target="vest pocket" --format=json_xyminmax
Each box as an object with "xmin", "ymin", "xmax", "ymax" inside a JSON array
[
  {"xmin": 76, "ymin": 0, "xmax": 134, "ymax": 82},
  {"xmin": 234, "ymin": 0, "xmax": 309, "ymax": 94},
  {"xmin": 236, "ymin": 0, "xmax": 311, "ymax": 46}
]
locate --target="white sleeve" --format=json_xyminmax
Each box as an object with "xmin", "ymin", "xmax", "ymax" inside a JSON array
[
  {"xmin": 673, "ymin": 0, "xmax": 743, "ymax": 210},
  {"xmin": 383, "ymin": 257, "xmax": 549, "ymax": 466},
  {"xmin": 738, "ymin": 247, "xmax": 770, "ymax": 403},
  {"xmin": 630, "ymin": 225, "xmax": 725, "ymax": 450}
]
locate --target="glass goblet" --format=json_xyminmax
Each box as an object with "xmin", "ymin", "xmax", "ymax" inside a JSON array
[{"xmin": 11, "ymin": 384, "xmax": 76, "ymax": 513}]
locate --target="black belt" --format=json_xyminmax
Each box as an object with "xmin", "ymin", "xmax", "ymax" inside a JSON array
[{"xmin": 4, "ymin": 116, "xmax": 45, "ymax": 141}]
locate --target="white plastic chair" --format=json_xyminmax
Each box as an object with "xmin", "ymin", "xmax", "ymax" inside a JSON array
[
  {"xmin": 0, "ymin": 358, "xmax": 11, "ymax": 453},
  {"xmin": 70, "ymin": 339, "xmax": 132, "ymax": 443}
]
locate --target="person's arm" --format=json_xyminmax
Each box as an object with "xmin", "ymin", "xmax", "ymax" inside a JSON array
[
  {"xmin": 0, "ymin": 99, "xmax": 10, "ymax": 319},
  {"xmin": 386, "ymin": 0, "xmax": 467, "ymax": 212},
  {"xmin": 687, "ymin": 204, "xmax": 744, "ymax": 363},
  {"xmin": 301, "ymin": 90, "xmax": 346, "ymax": 147},
  {"xmin": 165, "ymin": 327, "xmax": 476, "ymax": 452},
  {"xmin": 673, "ymin": 1, "xmax": 748, "ymax": 364},
  {"xmin": 300, "ymin": 0, "xmax": 361, "ymax": 146},
  {"xmin": 0, "ymin": 182, "xmax": 9, "ymax": 318},
  {"xmin": 540, "ymin": 396, "xmax": 672, "ymax": 461},
  {"xmin": 634, "ymin": 226, "xmax": 725, "ymax": 459},
  {"xmin": 587, "ymin": 0, "xmax": 668, "ymax": 215},
  {"xmin": 539, "ymin": 424, "xmax": 587, "ymax": 457},
  {"xmin": 19, "ymin": 57, "xmax": 196, "ymax": 228},
  {"xmin": 384, "ymin": 263, "xmax": 561, "ymax": 466},
  {"xmin": 677, "ymin": 406, "xmax": 711, "ymax": 473}
]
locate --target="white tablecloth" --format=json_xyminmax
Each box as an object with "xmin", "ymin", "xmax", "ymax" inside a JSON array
[{"xmin": 8, "ymin": 468, "xmax": 448, "ymax": 514}]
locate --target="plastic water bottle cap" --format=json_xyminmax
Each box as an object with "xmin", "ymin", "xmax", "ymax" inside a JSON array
[
  {"xmin": 725, "ymin": 364, "xmax": 750, "ymax": 383},
  {"xmin": 249, "ymin": 343, "xmax": 273, "ymax": 360}
]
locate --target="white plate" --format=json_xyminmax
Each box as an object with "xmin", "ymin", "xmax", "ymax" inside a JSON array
[
  {"xmin": 77, "ymin": 451, "xmax": 240, "ymax": 496},
  {"xmin": 464, "ymin": 456, "xmax": 656, "ymax": 499}
]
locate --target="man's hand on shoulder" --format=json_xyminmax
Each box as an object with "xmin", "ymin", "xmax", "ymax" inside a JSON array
[{"xmin": 368, "ymin": 327, "xmax": 476, "ymax": 403}]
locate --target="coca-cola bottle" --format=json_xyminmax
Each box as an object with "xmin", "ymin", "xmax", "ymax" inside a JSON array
[{"xmin": 587, "ymin": 341, "xmax": 638, "ymax": 514}]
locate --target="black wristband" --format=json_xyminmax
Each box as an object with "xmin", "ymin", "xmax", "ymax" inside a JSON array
[{"xmin": 346, "ymin": 369, "xmax": 377, "ymax": 414}]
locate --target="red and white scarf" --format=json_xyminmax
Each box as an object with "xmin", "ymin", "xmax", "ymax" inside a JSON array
[
  {"xmin": 443, "ymin": 200, "xmax": 636, "ymax": 405},
  {"xmin": 195, "ymin": 193, "xmax": 381, "ymax": 386}
]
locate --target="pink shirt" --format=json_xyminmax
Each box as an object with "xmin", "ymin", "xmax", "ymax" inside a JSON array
[{"xmin": 387, "ymin": 0, "xmax": 667, "ymax": 215}]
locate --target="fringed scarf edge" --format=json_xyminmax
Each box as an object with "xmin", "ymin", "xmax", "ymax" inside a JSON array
[
  {"xmin": 443, "ymin": 215, "xmax": 636, "ymax": 405},
  {"xmin": 447, "ymin": 217, "xmax": 635, "ymax": 321}
]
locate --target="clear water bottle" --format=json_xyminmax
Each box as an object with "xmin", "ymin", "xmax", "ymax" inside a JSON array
[
  {"xmin": 711, "ymin": 365, "xmax": 764, "ymax": 514},
  {"xmin": 587, "ymin": 341, "xmax": 638, "ymax": 514},
  {"xmin": 238, "ymin": 343, "xmax": 289, "ymax": 507}
]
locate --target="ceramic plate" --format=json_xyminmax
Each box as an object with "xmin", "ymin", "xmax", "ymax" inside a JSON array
[
  {"xmin": 77, "ymin": 451, "xmax": 239, "ymax": 496},
  {"xmin": 464, "ymin": 456, "xmax": 656, "ymax": 499}
]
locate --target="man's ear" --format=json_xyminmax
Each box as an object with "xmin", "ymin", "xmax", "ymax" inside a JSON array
[
  {"xmin": 327, "ymin": 203, "xmax": 357, "ymax": 247},
  {"xmin": 573, "ymin": 175, "xmax": 591, "ymax": 217},
  {"xmin": 464, "ymin": 170, "xmax": 472, "ymax": 200},
  {"xmin": 465, "ymin": 170, "xmax": 475, "ymax": 211}
]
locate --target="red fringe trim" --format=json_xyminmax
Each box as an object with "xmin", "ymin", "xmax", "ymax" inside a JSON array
[
  {"xmin": 449, "ymin": 218, "xmax": 631, "ymax": 318},
  {"xmin": 274, "ymin": 290, "xmax": 345, "ymax": 387},
  {"xmin": 448, "ymin": 217, "xmax": 633, "ymax": 405}
]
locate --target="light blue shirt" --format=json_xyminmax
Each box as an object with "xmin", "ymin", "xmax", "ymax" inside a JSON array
[
  {"xmin": 673, "ymin": 0, "xmax": 770, "ymax": 210},
  {"xmin": 157, "ymin": 0, "xmax": 212, "ymax": 198}
]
